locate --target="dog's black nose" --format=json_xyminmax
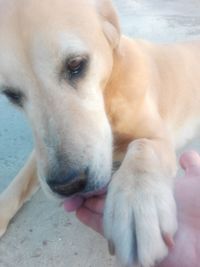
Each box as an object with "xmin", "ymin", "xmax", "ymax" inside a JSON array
[{"xmin": 47, "ymin": 170, "xmax": 87, "ymax": 197}]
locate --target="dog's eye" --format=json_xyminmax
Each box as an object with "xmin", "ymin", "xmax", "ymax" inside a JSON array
[
  {"xmin": 66, "ymin": 56, "xmax": 87, "ymax": 80},
  {"xmin": 2, "ymin": 88, "xmax": 24, "ymax": 107}
]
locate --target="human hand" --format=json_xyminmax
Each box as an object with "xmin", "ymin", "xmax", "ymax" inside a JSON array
[
  {"xmin": 73, "ymin": 151, "xmax": 200, "ymax": 267},
  {"xmin": 156, "ymin": 151, "xmax": 200, "ymax": 267},
  {"xmin": 76, "ymin": 195, "xmax": 105, "ymax": 235}
]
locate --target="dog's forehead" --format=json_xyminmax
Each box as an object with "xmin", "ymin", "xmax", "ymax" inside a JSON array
[
  {"xmin": 7, "ymin": 0, "xmax": 101, "ymax": 52},
  {"xmin": 0, "ymin": 0, "xmax": 99, "ymax": 35},
  {"xmin": 0, "ymin": 0, "xmax": 101, "ymax": 78},
  {"xmin": 19, "ymin": 0, "xmax": 98, "ymax": 28},
  {"xmin": 0, "ymin": 0, "xmax": 114, "ymax": 91}
]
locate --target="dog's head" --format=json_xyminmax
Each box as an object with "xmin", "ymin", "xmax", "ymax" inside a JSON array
[{"xmin": 0, "ymin": 0, "xmax": 120, "ymax": 199}]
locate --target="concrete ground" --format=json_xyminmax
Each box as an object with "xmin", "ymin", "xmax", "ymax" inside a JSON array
[{"xmin": 0, "ymin": 0, "xmax": 200, "ymax": 266}]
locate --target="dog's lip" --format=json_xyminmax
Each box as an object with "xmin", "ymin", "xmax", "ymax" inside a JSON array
[{"xmin": 63, "ymin": 187, "xmax": 107, "ymax": 212}]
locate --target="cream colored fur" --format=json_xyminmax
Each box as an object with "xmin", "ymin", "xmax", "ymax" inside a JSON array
[{"xmin": 0, "ymin": 1, "xmax": 200, "ymax": 267}]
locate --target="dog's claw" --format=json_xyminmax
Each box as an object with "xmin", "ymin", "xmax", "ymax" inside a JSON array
[
  {"xmin": 108, "ymin": 240, "xmax": 115, "ymax": 255},
  {"xmin": 112, "ymin": 161, "xmax": 122, "ymax": 174},
  {"xmin": 163, "ymin": 233, "xmax": 175, "ymax": 250}
]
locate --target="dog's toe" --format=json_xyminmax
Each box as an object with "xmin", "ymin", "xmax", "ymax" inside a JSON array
[
  {"xmin": 104, "ymin": 189, "xmax": 139, "ymax": 266},
  {"xmin": 104, "ymin": 178, "xmax": 177, "ymax": 267}
]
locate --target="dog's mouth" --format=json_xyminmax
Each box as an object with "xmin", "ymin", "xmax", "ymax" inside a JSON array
[
  {"xmin": 63, "ymin": 161, "xmax": 121, "ymax": 212},
  {"xmin": 63, "ymin": 187, "xmax": 107, "ymax": 212}
]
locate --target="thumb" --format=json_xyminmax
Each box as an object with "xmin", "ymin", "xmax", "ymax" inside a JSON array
[{"xmin": 179, "ymin": 150, "xmax": 200, "ymax": 172}]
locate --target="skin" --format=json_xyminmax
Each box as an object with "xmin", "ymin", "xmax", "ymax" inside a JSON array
[{"xmin": 74, "ymin": 151, "xmax": 200, "ymax": 267}]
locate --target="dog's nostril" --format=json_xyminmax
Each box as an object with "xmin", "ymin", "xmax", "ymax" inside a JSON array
[{"xmin": 47, "ymin": 173, "xmax": 87, "ymax": 197}]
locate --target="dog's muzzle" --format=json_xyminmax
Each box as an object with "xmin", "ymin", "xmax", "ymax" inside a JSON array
[{"xmin": 47, "ymin": 169, "xmax": 88, "ymax": 197}]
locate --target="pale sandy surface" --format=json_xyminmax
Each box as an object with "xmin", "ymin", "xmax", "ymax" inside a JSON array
[{"xmin": 0, "ymin": 1, "xmax": 200, "ymax": 266}]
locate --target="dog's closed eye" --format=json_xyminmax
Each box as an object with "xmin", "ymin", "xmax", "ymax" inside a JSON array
[{"xmin": 2, "ymin": 87, "xmax": 25, "ymax": 107}]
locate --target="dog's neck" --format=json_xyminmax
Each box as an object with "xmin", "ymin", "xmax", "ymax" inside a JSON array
[{"xmin": 104, "ymin": 37, "xmax": 146, "ymax": 155}]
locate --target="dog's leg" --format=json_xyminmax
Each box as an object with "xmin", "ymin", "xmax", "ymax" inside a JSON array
[
  {"xmin": 0, "ymin": 151, "xmax": 39, "ymax": 238},
  {"xmin": 104, "ymin": 136, "xmax": 178, "ymax": 267}
]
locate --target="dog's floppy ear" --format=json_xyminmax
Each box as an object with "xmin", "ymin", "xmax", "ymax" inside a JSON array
[{"xmin": 95, "ymin": 0, "xmax": 120, "ymax": 49}]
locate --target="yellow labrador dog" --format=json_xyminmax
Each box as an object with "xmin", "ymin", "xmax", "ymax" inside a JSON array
[{"xmin": 0, "ymin": 0, "xmax": 200, "ymax": 266}]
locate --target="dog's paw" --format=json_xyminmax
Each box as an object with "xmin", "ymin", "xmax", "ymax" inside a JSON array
[{"xmin": 103, "ymin": 170, "xmax": 177, "ymax": 267}]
